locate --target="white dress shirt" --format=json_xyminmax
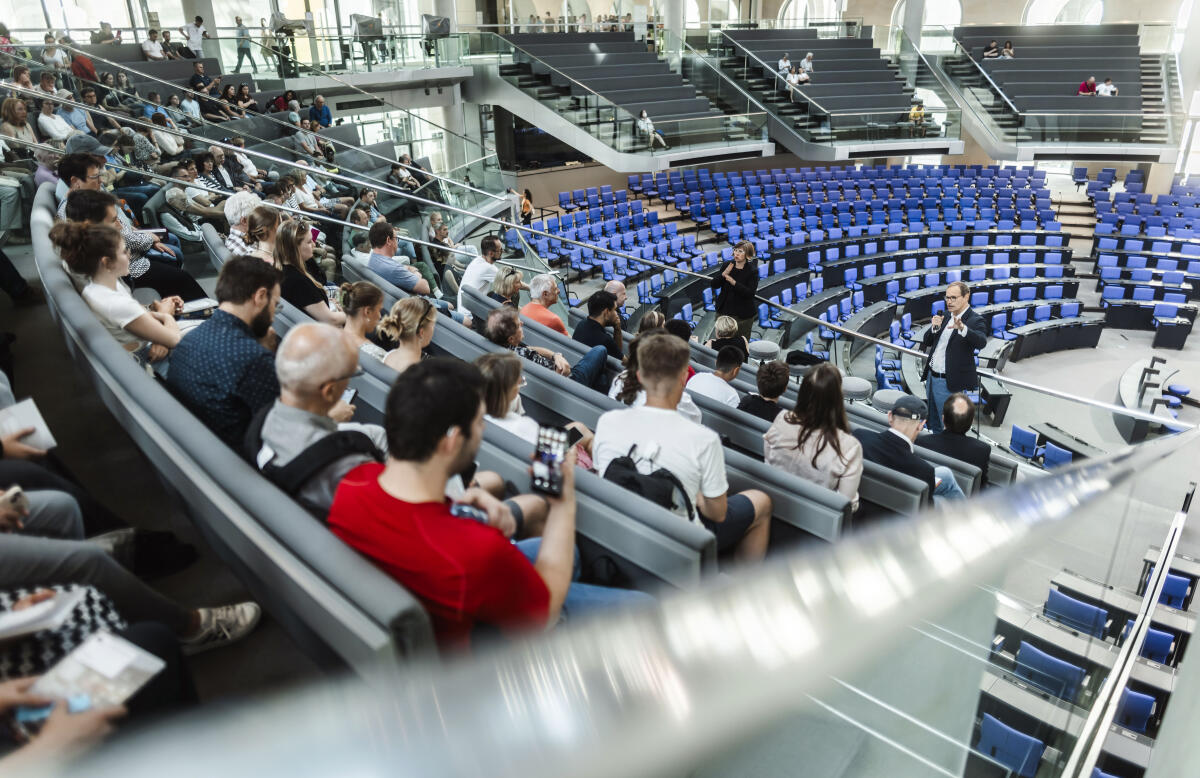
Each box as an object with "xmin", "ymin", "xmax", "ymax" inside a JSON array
[{"xmin": 930, "ymin": 307, "xmax": 970, "ymax": 374}]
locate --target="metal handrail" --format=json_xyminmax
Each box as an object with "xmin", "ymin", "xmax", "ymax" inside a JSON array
[
  {"xmin": 49, "ymin": 41, "xmax": 505, "ymax": 204},
  {"xmin": 948, "ymin": 38, "xmax": 1022, "ymax": 116},
  {"xmin": 719, "ymin": 31, "xmax": 832, "ymax": 114}
]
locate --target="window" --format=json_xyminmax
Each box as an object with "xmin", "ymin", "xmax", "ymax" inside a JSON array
[
  {"xmin": 777, "ymin": 0, "xmax": 840, "ymax": 26},
  {"xmin": 1024, "ymin": 0, "xmax": 1104, "ymax": 25},
  {"xmin": 891, "ymin": 0, "xmax": 962, "ymax": 30}
]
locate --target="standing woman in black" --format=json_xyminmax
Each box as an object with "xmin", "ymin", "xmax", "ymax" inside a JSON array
[{"xmin": 710, "ymin": 240, "xmax": 759, "ymax": 338}]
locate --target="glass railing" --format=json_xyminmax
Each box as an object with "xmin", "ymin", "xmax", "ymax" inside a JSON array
[
  {"xmin": 455, "ymin": 31, "xmax": 767, "ymax": 155},
  {"xmin": 31, "ymin": 427, "xmax": 1199, "ymax": 778}
]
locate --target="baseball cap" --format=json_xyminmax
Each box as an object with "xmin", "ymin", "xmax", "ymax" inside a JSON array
[
  {"xmin": 891, "ymin": 394, "xmax": 927, "ymax": 421},
  {"xmin": 65, "ymin": 134, "xmax": 113, "ymax": 156}
]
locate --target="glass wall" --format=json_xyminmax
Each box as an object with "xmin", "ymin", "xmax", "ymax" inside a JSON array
[{"xmin": 1024, "ymin": 0, "xmax": 1105, "ymax": 25}]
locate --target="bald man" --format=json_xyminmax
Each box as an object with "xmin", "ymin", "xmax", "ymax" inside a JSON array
[{"xmin": 603, "ymin": 280, "xmax": 627, "ymax": 311}]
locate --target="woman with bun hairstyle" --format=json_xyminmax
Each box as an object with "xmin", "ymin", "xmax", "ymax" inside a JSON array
[
  {"xmin": 49, "ymin": 221, "xmax": 180, "ymax": 366},
  {"xmin": 376, "ymin": 296, "xmax": 437, "ymax": 374},
  {"xmin": 243, "ymin": 205, "xmax": 280, "ymax": 267},
  {"xmin": 340, "ymin": 281, "xmax": 387, "ymax": 361},
  {"xmin": 709, "ymin": 240, "xmax": 759, "ymax": 338}
]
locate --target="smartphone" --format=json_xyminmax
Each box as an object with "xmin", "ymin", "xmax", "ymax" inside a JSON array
[
  {"xmin": 340, "ymin": 387, "xmax": 357, "ymax": 405},
  {"xmin": 531, "ymin": 426, "xmax": 569, "ymax": 496}
]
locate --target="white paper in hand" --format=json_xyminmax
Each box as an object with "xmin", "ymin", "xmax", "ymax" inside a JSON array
[
  {"xmin": 0, "ymin": 589, "xmax": 86, "ymax": 641},
  {"xmin": 0, "ymin": 398, "xmax": 57, "ymax": 451}
]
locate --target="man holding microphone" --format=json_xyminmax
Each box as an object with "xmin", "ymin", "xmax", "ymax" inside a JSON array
[{"xmin": 921, "ymin": 281, "xmax": 988, "ymax": 433}]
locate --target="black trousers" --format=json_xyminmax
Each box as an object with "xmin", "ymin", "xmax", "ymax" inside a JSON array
[{"xmin": 131, "ymin": 260, "xmax": 207, "ymax": 301}]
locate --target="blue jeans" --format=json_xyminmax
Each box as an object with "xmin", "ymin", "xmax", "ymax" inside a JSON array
[
  {"xmin": 145, "ymin": 231, "xmax": 183, "ymax": 265},
  {"xmin": 517, "ymin": 539, "xmax": 654, "ymax": 622},
  {"xmin": 925, "ymin": 374, "xmax": 952, "ymax": 433},
  {"xmin": 933, "ymin": 465, "xmax": 965, "ymax": 505},
  {"xmin": 570, "ymin": 345, "xmax": 610, "ymax": 392}
]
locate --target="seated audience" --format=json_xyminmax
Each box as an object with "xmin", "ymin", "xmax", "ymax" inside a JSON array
[
  {"xmin": 763, "ymin": 363, "xmax": 862, "ymax": 511},
  {"xmin": 457, "ymin": 235, "xmax": 502, "ymax": 310},
  {"xmin": 0, "ymin": 98, "xmax": 38, "ymax": 153},
  {"xmin": 609, "ymin": 327, "xmax": 702, "ymax": 423},
  {"xmin": 49, "ymin": 221, "xmax": 181, "ymax": 368},
  {"xmin": 81, "ymin": 87, "xmax": 122, "ymax": 132},
  {"xmin": 476, "ymin": 352, "xmax": 593, "ymax": 456},
  {"xmin": 223, "ymin": 190, "xmax": 262, "ymax": 255},
  {"xmin": 343, "ymin": 207, "xmax": 369, "ymax": 257},
  {"xmin": 703, "ymin": 315, "xmax": 748, "ymax": 362},
  {"xmin": 376, "ymin": 297, "xmax": 437, "ymax": 374},
  {"xmin": 572, "ymin": 290, "xmax": 623, "ymax": 358},
  {"xmin": 520, "ymin": 273, "xmax": 569, "ymax": 335},
  {"xmin": 430, "ymin": 222, "xmax": 474, "ymax": 275},
  {"xmin": 340, "ymin": 281, "xmax": 387, "ymax": 361},
  {"xmin": 489, "ymin": 266, "xmax": 525, "ymax": 307},
  {"xmin": 219, "ymin": 84, "xmax": 245, "ymax": 119},
  {"xmin": 56, "ymin": 100, "xmax": 96, "ymax": 137},
  {"xmin": 737, "ymin": 360, "xmax": 789, "ymax": 423},
  {"xmin": 37, "ymin": 99, "xmax": 79, "ymax": 143},
  {"xmin": 915, "ymin": 393, "xmax": 990, "ymax": 486},
  {"xmin": 686, "ymin": 347, "xmax": 742, "ymax": 408},
  {"xmin": 1001, "ymin": 40, "xmax": 1015, "ymax": 58},
  {"xmin": 367, "ymin": 221, "xmax": 431, "ymax": 296},
  {"xmin": 242, "ymin": 205, "xmax": 280, "ymax": 266},
  {"xmin": 852, "ymin": 394, "xmax": 965, "ymax": 504},
  {"xmin": 164, "ymin": 163, "xmax": 228, "ymax": 231},
  {"xmin": 142, "ymin": 28, "xmax": 166, "ymax": 60},
  {"xmin": 308, "ymin": 95, "xmax": 333, "ymax": 128},
  {"xmin": 165, "ymin": 256, "xmax": 282, "ymax": 448},
  {"xmin": 485, "ymin": 307, "xmax": 608, "ymax": 392},
  {"xmin": 1097, "ymin": 77, "xmax": 1118, "ymax": 96},
  {"xmin": 593, "ymin": 333, "xmax": 771, "ymax": 561},
  {"xmin": 236, "ymin": 84, "xmax": 259, "ymax": 114},
  {"xmin": 1077, "ymin": 76, "xmax": 1097, "ymax": 96},
  {"xmin": 178, "ymin": 93, "xmax": 203, "ymax": 122},
  {"xmin": 327, "ymin": 358, "xmax": 649, "ymax": 650},
  {"xmin": 982, "ymin": 39, "xmax": 1000, "ymax": 58},
  {"xmin": 276, "ymin": 219, "xmax": 345, "ymax": 326},
  {"xmin": 159, "ymin": 30, "xmax": 183, "ymax": 59},
  {"xmin": 149, "ymin": 113, "xmax": 183, "ymax": 159}
]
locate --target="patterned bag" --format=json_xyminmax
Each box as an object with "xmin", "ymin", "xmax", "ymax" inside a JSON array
[{"xmin": 0, "ymin": 585, "xmax": 127, "ymax": 679}]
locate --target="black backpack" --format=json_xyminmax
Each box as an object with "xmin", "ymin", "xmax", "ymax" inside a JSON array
[
  {"xmin": 602, "ymin": 445, "xmax": 694, "ymax": 520},
  {"xmin": 244, "ymin": 405, "xmax": 384, "ymax": 519}
]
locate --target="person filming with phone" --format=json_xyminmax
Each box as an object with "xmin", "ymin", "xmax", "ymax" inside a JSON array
[
  {"xmin": 921, "ymin": 281, "xmax": 987, "ymax": 433},
  {"xmin": 326, "ymin": 358, "xmax": 650, "ymax": 652}
]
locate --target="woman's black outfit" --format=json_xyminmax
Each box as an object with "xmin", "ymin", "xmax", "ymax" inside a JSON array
[
  {"xmin": 710, "ymin": 259, "xmax": 759, "ymax": 338},
  {"xmin": 709, "ymin": 336, "xmax": 748, "ymax": 362}
]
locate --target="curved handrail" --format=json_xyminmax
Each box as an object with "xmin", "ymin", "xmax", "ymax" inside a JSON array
[
  {"xmin": 719, "ymin": 31, "xmax": 831, "ymax": 114},
  {"xmin": 51, "ymin": 41, "xmax": 505, "ymax": 204}
]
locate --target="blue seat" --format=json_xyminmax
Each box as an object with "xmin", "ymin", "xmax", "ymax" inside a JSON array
[
  {"xmin": 1014, "ymin": 641, "xmax": 1085, "ymax": 701},
  {"xmin": 1159, "ymin": 573, "xmax": 1190, "ymax": 609},
  {"xmin": 1044, "ymin": 588, "xmax": 1108, "ymax": 638},
  {"xmin": 1142, "ymin": 626, "xmax": 1175, "ymax": 663},
  {"xmin": 1043, "ymin": 442, "xmax": 1073, "ymax": 469},
  {"xmin": 975, "ymin": 714, "xmax": 1044, "ymax": 778},
  {"xmin": 1114, "ymin": 688, "xmax": 1154, "ymax": 733},
  {"xmin": 1010, "ymin": 425, "xmax": 1043, "ymax": 459}
]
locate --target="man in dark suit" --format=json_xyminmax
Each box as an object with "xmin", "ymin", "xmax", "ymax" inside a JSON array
[
  {"xmin": 921, "ymin": 281, "xmax": 988, "ymax": 433},
  {"xmin": 853, "ymin": 395, "xmax": 965, "ymax": 504},
  {"xmin": 917, "ymin": 393, "xmax": 991, "ymax": 486}
]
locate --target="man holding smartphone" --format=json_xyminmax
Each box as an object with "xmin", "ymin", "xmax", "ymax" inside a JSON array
[
  {"xmin": 327, "ymin": 358, "xmax": 649, "ymax": 650},
  {"xmin": 921, "ymin": 281, "xmax": 987, "ymax": 434}
]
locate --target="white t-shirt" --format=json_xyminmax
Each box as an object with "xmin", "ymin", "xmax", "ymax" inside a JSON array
[
  {"xmin": 142, "ymin": 40, "xmax": 164, "ymax": 59},
  {"xmin": 608, "ymin": 373, "xmax": 703, "ymax": 424},
  {"xmin": 686, "ymin": 372, "xmax": 740, "ymax": 408},
  {"xmin": 800, "ymin": 58, "xmax": 813, "ymax": 73},
  {"xmin": 777, "ymin": 58, "xmax": 790, "ymax": 72},
  {"xmin": 593, "ymin": 406, "xmax": 728, "ymax": 522},
  {"xmin": 37, "ymin": 113, "xmax": 75, "ymax": 141},
  {"xmin": 485, "ymin": 412, "xmax": 539, "ymax": 444},
  {"xmin": 1096, "ymin": 83, "xmax": 1117, "ymax": 96},
  {"xmin": 180, "ymin": 98, "xmax": 202, "ymax": 118},
  {"xmin": 82, "ymin": 281, "xmax": 149, "ymax": 348},
  {"xmin": 183, "ymin": 23, "xmax": 206, "ymax": 51},
  {"xmin": 457, "ymin": 255, "xmax": 497, "ymax": 309}
]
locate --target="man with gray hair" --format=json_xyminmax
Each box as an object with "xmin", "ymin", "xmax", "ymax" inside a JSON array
[
  {"xmin": 251, "ymin": 322, "xmax": 384, "ymax": 515},
  {"xmin": 520, "ymin": 273, "xmax": 568, "ymax": 335},
  {"xmin": 223, "ymin": 190, "xmax": 263, "ymax": 255},
  {"xmin": 308, "ymin": 94, "xmax": 332, "ymax": 128}
]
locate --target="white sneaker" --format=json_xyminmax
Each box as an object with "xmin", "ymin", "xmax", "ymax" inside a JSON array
[{"xmin": 182, "ymin": 602, "xmax": 262, "ymax": 655}]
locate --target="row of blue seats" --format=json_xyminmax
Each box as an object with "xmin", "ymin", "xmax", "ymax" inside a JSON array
[
  {"xmin": 629, "ymin": 164, "xmax": 1047, "ymax": 194},
  {"xmin": 1100, "ymin": 285, "xmax": 1188, "ymax": 305},
  {"xmin": 1094, "ymin": 200, "xmax": 1200, "ymax": 223},
  {"xmin": 1098, "ymin": 265, "xmax": 1192, "ymax": 287},
  {"xmin": 557, "ymin": 185, "xmax": 630, "ymax": 212},
  {"xmin": 1096, "ymin": 235, "xmax": 1200, "ymax": 257},
  {"xmin": 1096, "ymin": 253, "xmax": 1200, "ymax": 276},
  {"xmin": 539, "ymin": 200, "xmax": 649, "ymax": 232},
  {"xmin": 1094, "ymin": 220, "xmax": 1200, "ymax": 240},
  {"xmin": 656, "ymin": 180, "xmax": 1052, "ymax": 205},
  {"xmin": 1109, "ymin": 190, "xmax": 1200, "ymax": 208},
  {"xmin": 708, "ymin": 208, "xmax": 1058, "ymax": 235}
]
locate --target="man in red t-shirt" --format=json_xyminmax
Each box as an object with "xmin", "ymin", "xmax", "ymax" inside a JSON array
[
  {"xmin": 1077, "ymin": 76, "xmax": 1097, "ymax": 96},
  {"xmin": 520, "ymin": 273, "xmax": 569, "ymax": 335},
  {"xmin": 327, "ymin": 358, "xmax": 578, "ymax": 650}
]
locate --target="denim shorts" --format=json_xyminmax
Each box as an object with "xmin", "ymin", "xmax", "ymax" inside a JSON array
[{"xmin": 700, "ymin": 494, "xmax": 755, "ymax": 553}]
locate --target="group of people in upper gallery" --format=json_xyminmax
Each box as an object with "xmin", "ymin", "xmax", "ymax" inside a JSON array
[{"xmin": 980, "ymin": 39, "xmax": 1121, "ymax": 97}]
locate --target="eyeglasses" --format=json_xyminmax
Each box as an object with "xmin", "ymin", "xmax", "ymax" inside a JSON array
[{"xmin": 328, "ymin": 366, "xmax": 364, "ymax": 385}]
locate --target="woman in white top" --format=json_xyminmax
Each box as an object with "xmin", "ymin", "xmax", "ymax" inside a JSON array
[
  {"xmin": 340, "ymin": 281, "xmax": 389, "ymax": 361},
  {"xmin": 36, "ymin": 100, "xmax": 78, "ymax": 143},
  {"xmin": 637, "ymin": 110, "xmax": 668, "ymax": 149},
  {"xmin": 376, "ymin": 296, "xmax": 437, "ymax": 375},
  {"xmin": 149, "ymin": 113, "xmax": 182, "ymax": 158},
  {"xmin": 762, "ymin": 363, "xmax": 862, "ymax": 510},
  {"xmin": 476, "ymin": 352, "xmax": 594, "ymax": 455},
  {"xmin": 610, "ymin": 328, "xmax": 703, "ymax": 423},
  {"xmin": 243, "ymin": 205, "xmax": 280, "ymax": 267},
  {"xmin": 48, "ymin": 221, "xmax": 181, "ymax": 365}
]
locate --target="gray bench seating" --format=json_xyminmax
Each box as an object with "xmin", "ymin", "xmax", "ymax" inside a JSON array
[
  {"xmin": 972, "ymin": 45, "xmax": 1140, "ymax": 60},
  {"xmin": 503, "ymin": 32, "xmax": 636, "ymax": 44},
  {"xmin": 78, "ymin": 43, "xmax": 151, "ymax": 62},
  {"xmin": 543, "ymin": 63, "xmax": 670, "ymax": 81},
  {"xmin": 346, "ymin": 259, "xmax": 854, "ymax": 543},
  {"xmin": 582, "ymin": 74, "xmax": 682, "ymax": 93},
  {"xmin": 510, "ymin": 42, "xmax": 649, "ymax": 56},
  {"xmin": 793, "ymin": 83, "xmax": 908, "ymax": 99},
  {"xmin": 532, "ymin": 52, "xmax": 660, "ymax": 68},
  {"xmin": 953, "ymin": 23, "xmax": 1139, "ymax": 40},
  {"xmin": 32, "ymin": 183, "xmax": 435, "ymax": 672},
  {"xmin": 592, "ymin": 86, "xmax": 701, "ymax": 105}
]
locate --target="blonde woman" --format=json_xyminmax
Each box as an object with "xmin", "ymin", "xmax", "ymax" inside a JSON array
[
  {"xmin": 377, "ymin": 296, "xmax": 438, "ymax": 374},
  {"xmin": 340, "ymin": 281, "xmax": 387, "ymax": 361},
  {"xmin": 710, "ymin": 240, "xmax": 759, "ymax": 338},
  {"xmin": 489, "ymin": 266, "xmax": 525, "ymax": 307},
  {"xmin": 703, "ymin": 315, "xmax": 749, "ymax": 363}
]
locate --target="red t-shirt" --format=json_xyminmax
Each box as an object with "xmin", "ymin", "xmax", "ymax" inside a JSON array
[
  {"xmin": 327, "ymin": 463, "xmax": 550, "ymax": 650},
  {"xmin": 520, "ymin": 302, "xmax": 569, "ymax": 335},
  {"xmin": 1078, "ymin": 80, "xmax": 1096, "ymax": 95}
]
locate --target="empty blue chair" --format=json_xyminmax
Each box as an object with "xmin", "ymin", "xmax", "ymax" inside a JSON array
[
  {"xmin": 1010, "ymin": 308, "xmax": 1028, "ymax": 328},
  {"xmin": 757, "ymin": 303, "xmax": 782, "ymax": 329},
  {"xmin": 1010, "ymin": 425, "xmax": 1043, "ymax": 460},
  {"xmin": 975, "ymin": 714, "xmax": 1044, "ymax": 778},
  {"xmin": 992, "ymin": 313, "xmax": 1017, "ymax": 341},
  {"xmin": 1159, "ymin": 573, "xmax": 1190, "ymax": 609},
  {"xmin": 1060, "ymin": 302, "xmax": 1080, "ymax": 318},
  {"xmin": 1017, "ymin": 286, "xmax": 1036, "ymax": 301},
  {"xmin": 970, "ymin": 291, "xmax": 988, "ymax": 307},
  {"xmin": 1114, "ymin": 688, "xmax": 1154, "ymax": 733},
  {"xmin": 1140, "ymin": 624, "xmax": 1175, "ymax": 664},
  {"xmin": 1014, "ymin": 641, "xmax": 1085, "ymax": 701},
  {"xmin": 702, "ymin": 288, "xmax": 715, "ymax": 311},
  {"xmin": 993, "ymin": 288, "xmax": 1012, "ymax": 304},
  {"xmin": 1044, "ymin": 588, "xmax": 1108, "ymax": 638},
  {"xmin": 1043, "ymin": 442, "xmax": 1073, "ymax": 469},
  {"xmin": 1133, "ymin": 286, "xmax": 1154, "ymax": 301}
]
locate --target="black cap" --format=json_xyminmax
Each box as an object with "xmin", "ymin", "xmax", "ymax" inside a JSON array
[{"xmin": 891, "ymin": 394, "xmax": 927, "ymax": 421}]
